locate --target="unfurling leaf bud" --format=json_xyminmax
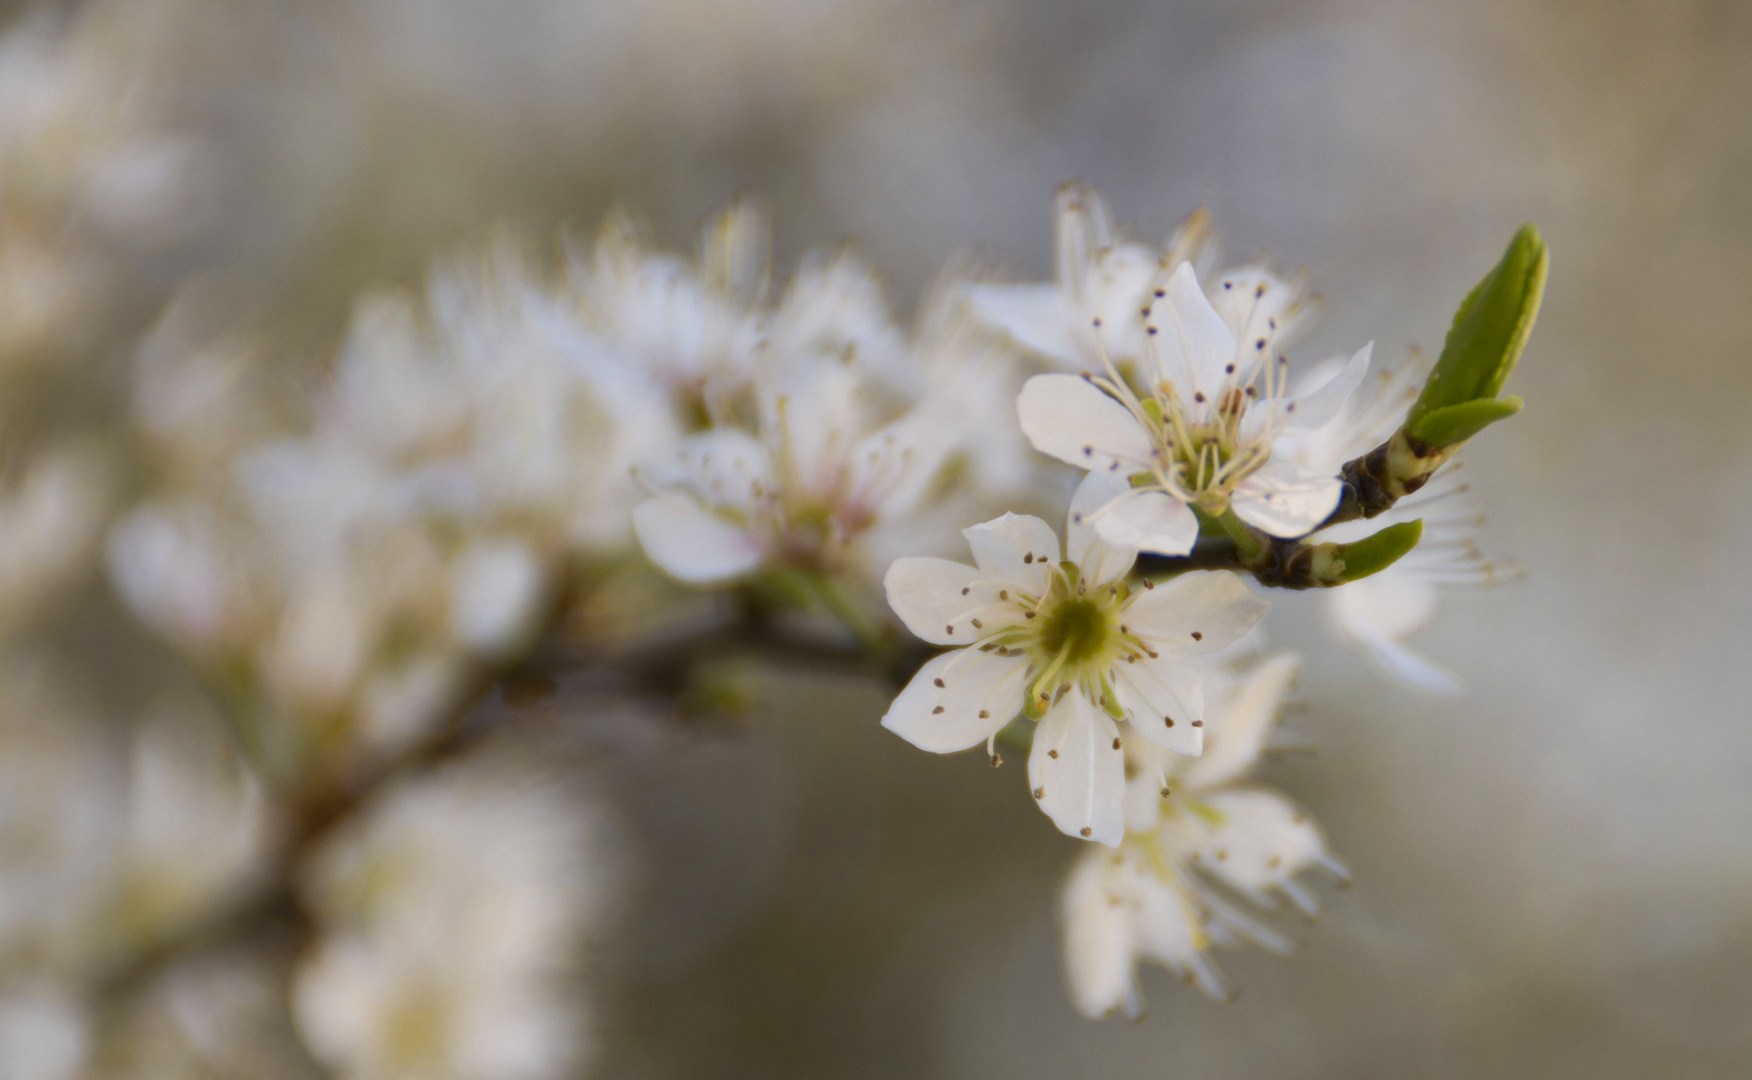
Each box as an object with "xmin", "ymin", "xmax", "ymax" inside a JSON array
[
  {"xmin": 1406, "ymin": 224, "xmax": 1547, "ymax": 448},
  {"xmin": 1316, "ymin": 518, "xmax": 1424, "ymax": 585}
]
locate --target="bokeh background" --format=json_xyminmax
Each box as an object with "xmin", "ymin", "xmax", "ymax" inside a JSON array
[{"xmin": 5, "ymin": 0, "xmax": 1752, "ymax": 1076}]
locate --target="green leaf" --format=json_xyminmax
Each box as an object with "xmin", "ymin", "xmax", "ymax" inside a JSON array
[
  {"xmin": 1407, "ymin": 395, "xmax": 1524, "ymax": 448},
  {"xmin": 1408, "ymin": 224, "xmax": 1547, "ymax": 432},
  {"xmin": 1323, "ymin": 519, "xmax": 1423, "ymax": 585}
]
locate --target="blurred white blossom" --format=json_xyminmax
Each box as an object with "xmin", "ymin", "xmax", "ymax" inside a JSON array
[
  {"xmin": 1303, "ymin": 350, "xmax": 1518, "ymax": 691},
  {"xmin": 0, "ymin": 3, "xmax": 209, "ymax": 370},
  {"xmin": 0, "ymin": 659, "xmax": 265, "ymax": 995},
  {"xmin": 294, "ymin": 752, "xmax": 612, "ymax": 1080},
  {"xmin": 1061, "ymin": 653, "xmax": 1346, "ymax": 1015}
]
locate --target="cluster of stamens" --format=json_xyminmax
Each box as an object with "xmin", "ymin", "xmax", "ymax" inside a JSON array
[
  {"xmin": 1083, "ymin": 272, "xmax": 1294, "ymax": 516},
  {"xmin": 968, "ymin": 558, "xmax": 1163, "ymax": 723}
]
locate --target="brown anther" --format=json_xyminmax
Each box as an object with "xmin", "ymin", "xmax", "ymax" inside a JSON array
[
  {"xmin": 1033, "ymin": 787, "xmax": 1045, "ymax": 799},
  {"xmin": 999, "ymin": 590, "xmax": 1008, "ymax": 600},
  {"xmin": 946, "ymin": 625, "xmax": 954, "ymax": 634},
  {"xmin": 1111, "ymin": 738, "xmax": 1121, "ymax": 750},
  {"xmin": 1164, "ymin": 717, "xmax": 1174, "ymax": 727},
  {"xmin": 961, "ymin": 587, "xmax": 970, "ymax": 595},
  {"xmin": 932, "ymin": 706, "xmax": 944, "ymax": 714},
  {"xmin": 978, "ymin": 709, "xmax": 990, "ymax": 718},
  {"xmin": 1080, "ymin": 827, "xmax": 1092, "ymax": 837},
  {"xmin": 971, "ymin": 618, "xmax": 983, "ymax": 629},
  {"xmin": 1191, "ymin": 720, "xmax": 1203, "ymax": 727},
  {"xmin": 1191, "ymin": 631, "xmax": 1203, "ymax": 641},
  {"xmin": 1048, "ymin": 749, "xmax": 1059, "ymax": 759},
  {"xmin": 933, "ymin": 678, "xmax": 945, "ymax": 688},
  {"xmin": 1023, "ymin": 553, "xmax": 1034, "ymax": 564}
]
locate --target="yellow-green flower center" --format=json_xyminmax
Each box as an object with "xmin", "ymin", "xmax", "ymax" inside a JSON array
[{"xmin": 1035, "ymin": 596, "xmax": 1111, "ymax": 666}]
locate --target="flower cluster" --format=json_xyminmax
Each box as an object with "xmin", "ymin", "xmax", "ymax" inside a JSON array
[
  {"xmin": 868, "ymin": 184, "xmax": 1533, "ymax": 1013},
  {"xmin": 0, "ymin": 11, "xmax": 1540, "ymax": 1063}
]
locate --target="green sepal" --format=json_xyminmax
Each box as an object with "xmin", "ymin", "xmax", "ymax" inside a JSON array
[
  {"xmin": 1407, "ymin": 224, "xmax": 1547, "ymax": 432},
  {"xmin": 1407, "ymin": 395, "xmax": 1524, "ymax": 449},
  {"xmin": 1323, "ymin": 518, "xmax": 1424, "ymax": 585}
]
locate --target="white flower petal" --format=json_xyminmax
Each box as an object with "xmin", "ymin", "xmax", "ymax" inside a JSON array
[
  {"xmin": 1060, "ymin": 846, "xmax": 1140, "ymax": 1019},
  {"xmin": 1327, "ymin": 568, "xmax": 1440, "ymax": 642},
  {"xmin": 961, "ymin": 512, "xmax": 1060, "ymax": 595},
  {"xmin": 1180, "ymin": 654, "xmax": 1299, "ymax": 791},
  {"xmin": 1280, "ymin": 343, "xmax": 1371, "ymax": 435},
  {"xmin": 1113, "ymin": 657, "xmax": 1205, "ymax": 754},
  {"xmin": 1208, "ymin": 265, "xmax": 1314, "ymax": 352},
  {"xmin": 882, "ymin": 648, "xmax": 1026, "ymax": 753},
  {"xmin": 1152, "ymin": 261, "xmax": 1238, "ymax": 395},
  {"xmin": 1016, "ymin": 374, "xmax": 1155, "ymax": 474},
  {"xmin": 663, "ymin": 429, "xmax": 771, "ymax": 514},
  {"xmin": 1028, "ymin": 691, "xmax": 1126, "ymax": 846},
  {"xmin": 883, "ymin": 557, "xmax": 1022, "ymax": 645},
  {"xmin": 1193, "ymin": 787, "xmax": 1334, "ymax": 905},
  {"xmin": 964, "ymin": 283, "xmax": 1080, "ymax": 366},
  {"xmin": 1359, "ymin": 637, "xmax": 1464, "ymax": 695},
  {"xmin": 1066, "ymin": 472, "xmax": 1140, "ymax": 587},
  {"xmin": 632, "ymin": 493, "xmax": 763, "ymax": 585},
  {"xmin": 1121, "ymin": 751, "xmax": 1167, "ymax": 833},
  {"xmin": 1089, "ymin": 488, "xmax": 1199, "ymax": 557},
  {"xmin": 1231, "ymin": 462, "xmax": 1343, "ymax": 538},
  {"xmin": 1123, "ymin": 570, "xmax": 1269, "ymax": 653},
  {"xmin": 1130, "ymin": 854, "xmax": 1214, "ymax": 981}
]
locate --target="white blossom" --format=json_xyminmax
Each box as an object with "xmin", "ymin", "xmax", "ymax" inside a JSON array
[
  {"xmin": 1300, "ymin": 349, "xmax": 1518, "ymax": 691},
  {"xmin": 1317, "ymin": 467, "xmax": 1516, "ymax": 693},
  {"xmin": 0, "ymin": 664, "xmax": 265, "ymax": 975},
  {"xmin": 572, "ymin": 205, "xmax": 766, "ymax": 421},
  {"xmin": 1060, "ymin": 653, "xmax": 1347, "ymax": 1014},
  {"xmin": 0, "ymin": 444, "xmax": 109, "ymax": 644},
  {"xmin": 972, "ymin": 183, "xmax": 1370, "ymax": 552},
  {"xmin": 293, "ymin": 753, "xmax": 611, "ymax": 1080},
  {"xmin": 881, "ymin": 474, "xmax": 1268, "ymax": 844},
  {"xmin": 632, "ymin": 353, "xmax": 948, "ymax": 588}
]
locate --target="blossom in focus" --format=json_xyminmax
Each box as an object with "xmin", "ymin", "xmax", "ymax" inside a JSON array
[
  {"xmin": 293, "ymin": 751, "xmax": 611, "ymax": 1080},
  {"xmin": 972, "ymin": 183, "xmax": 1371, "ymax": 552},
  {"xmin": 881, "ymin": 474, "xmax": 1268, "ymax": 844},
  {"xmin": 1060, "ymin": 653, "xmax": 1347, "ymax": 1015}
]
